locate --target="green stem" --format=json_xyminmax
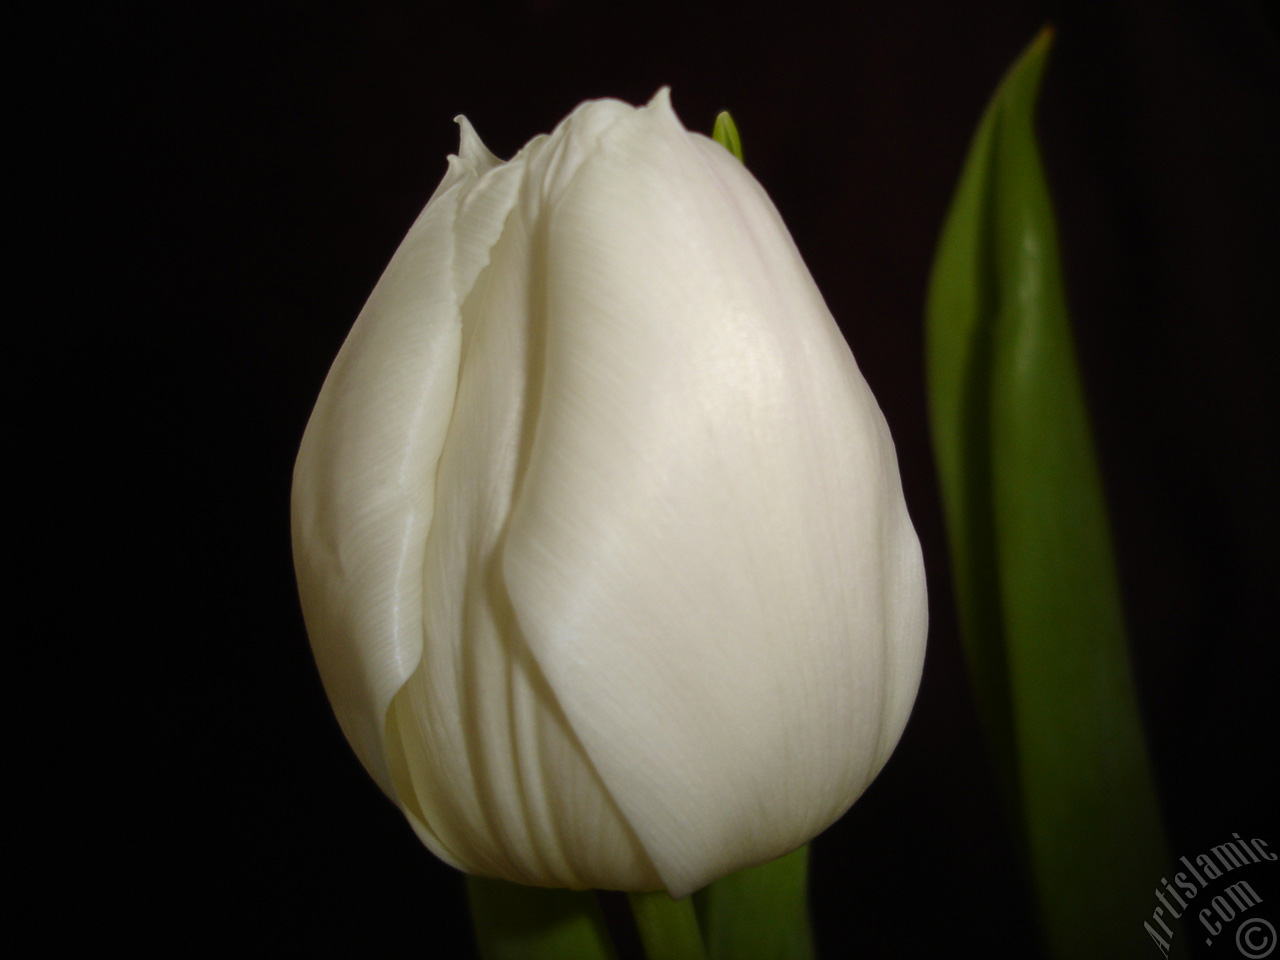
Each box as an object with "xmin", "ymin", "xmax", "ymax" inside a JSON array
[
  {"xmin": 694, "ymin": 846, "xmax": 814, "ymax": 960},
  {"xmin": 628, "ymin": 889, "xmax": 710, "ymax": 960},
  {"xmin": 467, "ymin": 876, "xmax": 618, "ymax": 960}
]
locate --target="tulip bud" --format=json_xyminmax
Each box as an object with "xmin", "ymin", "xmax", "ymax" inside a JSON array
[{"xmin": 292, "ymin": 89, "xmax": 926, "ymax": 899}]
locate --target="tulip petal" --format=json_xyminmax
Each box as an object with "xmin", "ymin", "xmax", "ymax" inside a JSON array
[
  {"xmin": 383, "ymin": 100, "xmax": 665, "ymax": 890},
  {"xmin": 291, "ymin": 123, "xmax": 524, "ymax": 804},
  {"xmin": 503, "ymin": 91, "xmax": 927, "ymax": 897}
]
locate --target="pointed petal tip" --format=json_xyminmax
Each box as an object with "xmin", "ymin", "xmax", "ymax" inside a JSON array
[
  {"xmin": 648, "ymin": 86, "xmax": 673, "ymax": 107},
  {"xmin": 646, "ymin": 86, "xmax": 676, "ymax": 119},
  {"xmin": 641, "ymin": 86, "xmax": 688, "ymax": 134},
  {"xmin": 453, "ymin": 114, "xmax": 502, "ymax": 169}
]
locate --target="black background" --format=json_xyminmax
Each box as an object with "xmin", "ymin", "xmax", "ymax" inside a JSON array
[{"xmin": 51, "ymin": 0, "xmax": 1277, "ymax": 955}]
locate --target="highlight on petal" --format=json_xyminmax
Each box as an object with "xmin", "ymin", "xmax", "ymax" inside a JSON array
[{"xmin": 503, "ymin": 92, "xmax": 925, "ymax": 896}]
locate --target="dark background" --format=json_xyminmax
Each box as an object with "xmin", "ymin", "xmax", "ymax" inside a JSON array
[{"xmin": 54, "ymin": 0, "xmax": 1276, "ymax": 955}]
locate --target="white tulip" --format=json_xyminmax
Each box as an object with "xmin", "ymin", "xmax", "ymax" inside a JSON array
[{"xmin": 292, "ymin": 89, "xmax": 927, "ymax": 899}]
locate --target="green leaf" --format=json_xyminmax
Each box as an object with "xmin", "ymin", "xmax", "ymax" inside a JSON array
[
  {"xmin": 628, "ymin": 890, "xmax": 710, "ymax": 960},
  {"xmin": 925, "ymin": 27, "xmax": 1175, "ymax": 960},
  {"xmin": 712, "ymin": 111, "xmax": 744, "ymax": 163},
  {"xmin": 693, "ymin": 845, "xmax": 814, "ymax": 960},
  {"xmin": 467, "ymin": 876, "xmax": 618, "ymax": 960}
]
